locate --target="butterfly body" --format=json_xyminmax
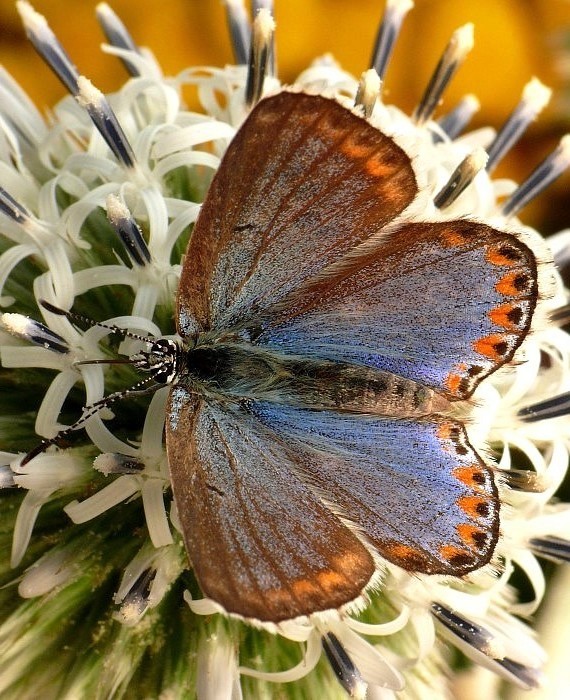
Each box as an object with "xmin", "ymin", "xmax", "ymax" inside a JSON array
[
  {"xmin": 182, "ymin": 340, "xmax": 450, "ymax": 416},
  {"xmin": 162, "ymin": 91, "xmax": 539, "ymax": 622}
]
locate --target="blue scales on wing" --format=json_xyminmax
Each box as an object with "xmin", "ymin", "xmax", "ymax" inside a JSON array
[
  {"xmin": 255, "ymin": 219, "xmax": 538, "ymax": 399},
  {"xmin": 248, "ymin": 400, "xmax": 500, "ymax": 576},
  {"xmin": 167, "ymin": 92, "xmax": 539, "ymax": 618}
]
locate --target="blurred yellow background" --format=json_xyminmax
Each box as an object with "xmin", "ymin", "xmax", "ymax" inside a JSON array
[{"xmin": 0, "ymin": 0, "xmax": 568, "ymax": 230}]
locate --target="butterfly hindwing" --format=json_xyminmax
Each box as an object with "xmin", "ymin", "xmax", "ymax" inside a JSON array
[
  {"xmin": 165, "ymin": 387, "xmax": 375, "ymax": 621},
  {"xmin": 255, "ymin": 220, "xmax": 538, "ymax": 399},
  {"xmin": 249, "ymin": 401, "xmax": 500, "ymax": 575}
]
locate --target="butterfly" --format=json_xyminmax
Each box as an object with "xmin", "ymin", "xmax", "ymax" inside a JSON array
[{"xmin": 160, "ymin": 91, "xmax": 537, "ymax": 622}]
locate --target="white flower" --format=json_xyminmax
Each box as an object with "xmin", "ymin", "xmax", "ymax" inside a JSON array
[{"xmin": 0, "ymin": 1, "xmax": 569, "ymax": 698}]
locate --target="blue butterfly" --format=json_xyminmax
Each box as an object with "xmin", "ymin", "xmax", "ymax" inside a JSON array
[{"xmin": 164, "ymin": 91, "xmax": 537, "ymax": 622}]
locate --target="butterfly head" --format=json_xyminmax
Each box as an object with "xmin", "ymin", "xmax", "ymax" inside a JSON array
[{"xmin": 130, "ymin": 338, "xmax": 181, "ymax": 385}]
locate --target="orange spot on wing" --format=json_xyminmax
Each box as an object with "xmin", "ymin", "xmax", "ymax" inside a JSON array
[
  {"xmin": 436, "ymin": 422, "xmax": 454, "ymax": 440},
  {"xmin": 453, "ymin": 465, "xmax": 488, "ymax": 491},
  {"xmin": 473, "ymin": 334, "xmax": 508, "ymax": 360},
  {"xmin": 291, "ymin": 578, "xmax": 318, "ymax": 598},
  {"xmin": 495, "ymin": 271, "xmax": 527, "ymax": 297},
  {"xmin": 339, "ymin": 140, "xmax": 396, "ymax": 179},
  {"xmin": 383, "ymin": 542, "xmax": 429, "ymax": 570},
  {"xmin": 365, "ymin": 158, "xmax": 394, "ymax": 178},
  {"xmin": 441, "ymin": 228, "xmax": 468, "ymax": 247},
  {"xmin": 457, "ymin": 495, "xmax": 491, "ymax": 519},
  {"xmin": 440, "ymin": 544, "xmax": 470, "ymax": 561},
  {"xmin": 486, "ymin": 246, "xmax": 518, "ymax": 267},
  {"xmin": 439, "ymin": 544, "xmax": 475, "ymax": 568},
  {"xmin": 291, "ymin": 570, "xmax": 348, "ymax": 599},
  {"xmin": 445, "ymin": 373, "xmax": 462, "ymax": 395},
  {"xmin": 339, "ymin": 142, "xmax": 370, "ymax": 159},
  {"xmin": 310, "ymin": 557, "xmax": 354, "ymax": 592},
  {"xmin": 316, "ymin": 570, "xmax": 346, "ymax": 593},
  {"xmin": 445, "ymin": 362, "xmax": 469, "ymax": 396},
  {"xmin": 456, "ymin": 523, "xmax": 488, "ymax": 550},
  {"xmin": 488, "ymin": 303, "xmax": 522, "ymax": 329},
  {"xmin": 290, "ymin": 559, "xmax": 369, "ymax": 604}
]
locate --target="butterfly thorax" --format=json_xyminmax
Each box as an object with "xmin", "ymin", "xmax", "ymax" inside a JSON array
[{"xmin": 179, "ymin": 341, "xmax": 450, "ymax": 417}]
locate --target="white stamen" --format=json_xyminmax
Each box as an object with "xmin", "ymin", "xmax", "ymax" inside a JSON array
[
  {"xmin": 76, "ymin": 76, "xmax": 137, "ymax": 167},
  {"xmin": 113, "ymin": 545, "xmax": 182, "ymax": 627},
  {"xmin": 245, "ymin": 7, "xmax": 275, "ymax": 106},
  {"xmin": 523, "ymin": 76, "xmax": 553, "ymax": 111},
  {"xmin": 75, "ymin": 75, "xmax": 105, "ymax": 110},
  {"xmin": 95, "ymin": 3, "xmax": 141, "ymax": 77},
  {"xmin": 253, "ymin": 7, "xmax": 275, "ymax": 42},
  {"xmin": 64, "ymin": 474, "xmax": 140, "ymax": 523},
  {"xmin": 16, "ymin": 1, "xmax": 49, "ymax": 35},
  {"xmin": 355, "ymin": 69, "xmax": 381, "ymax": 118},
  {"xmin": 326, "ymin": 622, "xmax": 405, "ymax": 690},
  {"xmin": 437, "ymin": 93, "xmax": 480, "ymax": 139},
  {"xmin": 105, "ymin": 194, "xmax": 129, "ymax": 225},
  {"xmin": 224, "ymin": 0, "xmax": 251, "ymax": 65},
  {"xmin": 1, "ymin": 312, "xmax": 32, "ymax": 337},
  {"xmin": 322, "ymin": 632, "xmax": 367, "ymax": 699},
  {"xmin": 0, "ymin": 187, "xmax": 32, "ymax": 225},
  {"xmin": 93, "ymin": 453, "xmax": 145, "ymax": 475},
  {"xmin": 17, "ymin": 1, "xmax": 80, "ymax": 95},
  {"xmin": 1, "ymin": 312, "xmax": 69, "ymax": 353},
  {"xmin": 486, "ymin": 78, "xmax": 552, "ymax": 172},
  {"xmin": 18, "ymin": 549, "xmax": 74, "ymax": 597},
  {"xmin": 434, "ymin": 146, "xmax": 489, "ymax": 209},
  {"xmin": 105, "ymin": 194, "xmax": 151, "ymax": 266},
  {"xmin": 502, "ymin": 134, "xmax": 570, "ymax": 216}
]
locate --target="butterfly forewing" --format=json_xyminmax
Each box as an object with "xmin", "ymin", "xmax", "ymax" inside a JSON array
[
  {"xmin": 165, "ymin": 388, "xmax": 375, "ymax": 621},
  {"xmin": 177, "ymin": 92, "xmax": 417, "ymax": 334}
]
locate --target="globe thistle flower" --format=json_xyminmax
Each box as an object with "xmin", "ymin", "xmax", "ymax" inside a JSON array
[{"xmin": 0, "ymin": 1, "xmax": 569, "ymax": 698}]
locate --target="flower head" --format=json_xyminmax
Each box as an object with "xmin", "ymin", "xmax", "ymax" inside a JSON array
[{"xmin": 0, "ymin": 1, "xmax": 569, "ymax": 698}]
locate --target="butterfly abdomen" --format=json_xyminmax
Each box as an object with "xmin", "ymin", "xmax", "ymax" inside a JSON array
[{"xmin": 183, "ymin": 343, "xmax": 449, "ymax": 417}]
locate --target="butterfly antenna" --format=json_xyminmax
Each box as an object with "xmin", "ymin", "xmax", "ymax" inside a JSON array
[
  {"xmin": 20, "ymin": 375, "xmax": 161, "ymax": 466},
  {"xmin": 39, "ymin": 299, "xmax": 154, "ymax": 343},
  {"xmin": 22, "ymin": 306, "xmax": 180, "ymax": 466}
]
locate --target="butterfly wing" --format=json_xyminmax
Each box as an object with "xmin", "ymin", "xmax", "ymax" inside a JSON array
[
  {"xmin": 176, "ymin": 91, "xmax": 417, "ymax": 335},
  {"xmin": 249, "ymin": 401, "xmax": 499, "ymax": 575},
  {"xmin": 255, "ymin": 219, "xmax": 537, "ymax": 399},
  {"xmin": 165, "ymin": 387, "xmax": 375, "ymax": 622}
]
